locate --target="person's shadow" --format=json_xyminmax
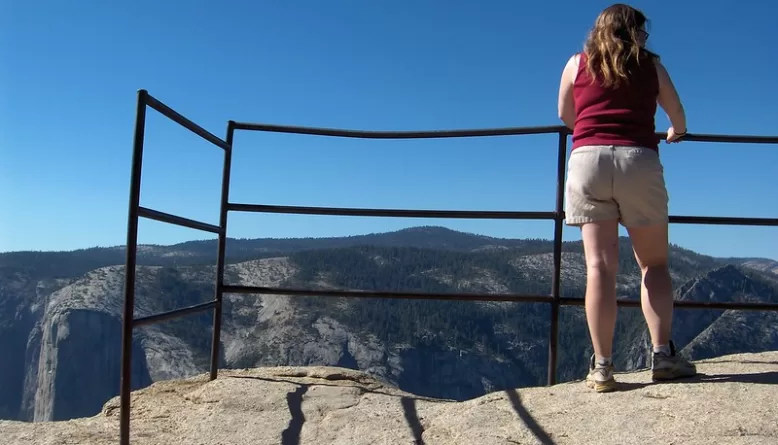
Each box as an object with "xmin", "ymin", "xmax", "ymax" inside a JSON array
[{"xmin": 616, "ymin": 370, "xmax": 778, "ymax": 391}]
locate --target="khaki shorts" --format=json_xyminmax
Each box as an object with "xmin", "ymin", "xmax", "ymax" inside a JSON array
[{"xmin": 565, "ymin": 145, "xmax": 669, "ymax": 227}]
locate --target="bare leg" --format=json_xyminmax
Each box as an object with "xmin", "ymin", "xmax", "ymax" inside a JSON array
[
  {"xmin": 626, "ymin": 223, "xmax": 672, "ymax": 347},
  {"xmin": 581, "ymin": 219, "xmax": 620, "ymax": 360},
  {"xmin": 627, "ymin": 223, "xmax": 697, "ymax": 380}
]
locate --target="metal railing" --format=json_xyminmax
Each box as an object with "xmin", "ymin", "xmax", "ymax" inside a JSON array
[{"xmin": 119, "ymin": 89, "xmax": 778, "ymax": 444}]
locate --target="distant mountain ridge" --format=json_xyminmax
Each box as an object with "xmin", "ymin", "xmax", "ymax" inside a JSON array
[{"xmin": 2, "ymin": 226, "xmax": 767, "ymax": 279}]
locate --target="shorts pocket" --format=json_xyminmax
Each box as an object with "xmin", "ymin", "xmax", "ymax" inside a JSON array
[{"xmin": 619, "ymin": 147, "xmax": 663, "ymax": 174}]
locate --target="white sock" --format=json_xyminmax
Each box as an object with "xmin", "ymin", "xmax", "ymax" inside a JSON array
[
  {"xmin": 653, "ymin": 344, "xmax": 671, "ymax": 356},
  {"xmin": 596, "ymin": 356, "xmax": 612, "ymax": 366}
]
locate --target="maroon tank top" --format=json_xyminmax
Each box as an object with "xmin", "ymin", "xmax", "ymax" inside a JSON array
[{"xmin": 572, "ymin": 52, "xmax": 660, "ymax": 151}]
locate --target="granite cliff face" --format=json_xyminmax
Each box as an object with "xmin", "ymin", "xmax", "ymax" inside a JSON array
[
  {"xmin": 17, "ymin": 265, "xmax": 165, "ymax": 421},
  {"xmin": 7, "ymin": 265, "xmax": 213, "ymax": 422},
  {"xmin": 31, "ymin": 308, "xmax": 151, "ymax": 421},
  {"xmin": 0, "ymin": 269, "xmax": 52, "ymax": 420},
  {"xmin": 1, "ymin": 227, "xmax": 776, "ymax": 423}
]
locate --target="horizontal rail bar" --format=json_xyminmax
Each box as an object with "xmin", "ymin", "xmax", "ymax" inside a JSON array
[
  {"xmin": 221, "ymin": 286, "xmax": 778, "ymax": 312},
  {"xmin": 226, "ymin": 203, "xmax": 558, "ymax": 220},
  {"xmin": 660, "ymin": 133, "xmax": 778, "ymax": 144},
  {"xmin": 139, "ymin": 207, "xmax": 223, "ymax": 234},
  {"xmin": 133, "ymin": 300, "xmax": 218, "ymax": 327},
  {"xmin": 560, "ymin": 297, "xmax": 778, "ymax": 311},
  {"xmin": 142, "ymin": 90, "xmax": 231, "ymax": 150},
  {"xmin": 669, "ymin": 215, "xmax": 778, "ymax": 227},
  {"xmin": 230, "ymin": 121, "xmax": 778, "ymax": 144},
  {"xmin": 231, "ymin": 122, "xmax": 566, "ymax": 139},
  {"xmin": 227, "ymin": 204, "xmax": 777, "ymax": 226},
  {"xmin": 222, "ymin": 285, "xmax": 556, "ymax": 303},
  {"xmin": 671, "ymin": 299, "xmax": 778, "ymax": 311}
]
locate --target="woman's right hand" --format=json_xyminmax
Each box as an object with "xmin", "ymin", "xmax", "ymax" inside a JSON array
[{"xmin": 666, "ymin": 126, "xmax": 687, "ymax": 143}]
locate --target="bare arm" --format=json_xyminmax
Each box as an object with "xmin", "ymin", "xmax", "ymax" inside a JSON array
[
  {"xmin": 557, "ymin": 55, "xmax": 577, "ymax": 130},
  {"xmin": 656, "ymin": 60, "xmax": 687, "ymax": 133}
]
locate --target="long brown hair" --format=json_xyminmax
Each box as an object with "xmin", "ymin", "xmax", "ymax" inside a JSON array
[{"xmin": 583, "ymin": 4, "xmax": 657, "ymax": 88}]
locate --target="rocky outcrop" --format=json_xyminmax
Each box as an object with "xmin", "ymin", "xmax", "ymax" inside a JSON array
[
  {"xmin": 2, "ymin": 350, "xmax": 777, "ymax": 445},
  {"xmin": 683, "ymin": 310, "xmax": 778, "ymax": 359},
  {"xmin": 136, "ymin": 328, "xmax": 203, "ymax": 382},
  {"xmin": 673, "ymin": 265, "xmax": 778, "ymax": 355},
  {"xmin": 222, "ymin": 299, "xmax": 545, "ymax": 403}
]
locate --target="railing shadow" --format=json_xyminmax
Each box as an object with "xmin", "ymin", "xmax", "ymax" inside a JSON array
[
  {"xmin": 504, "ymin": 388, "xmax": 557, "ymax": 445},
  {"xmin": 281, "ymin": 385, "xmax": 308, "ymax": 445},
  {"xmin": 401, "ymin": 396, "xmax": 426, "ymax": 445},
  {"xmin": 616, "ymin": 370, "xmax": 778, "ymax": 392},
  {"xmin": 226, "ymin": 374, "xmax": 440, "ymax": 399},
  {"xmin": 227, "ymin": 375, "xmax": 429, "ymax": 445},
  {"xmin": 699, "ymin": 359, "xmax": 778, "ymax": 366}
]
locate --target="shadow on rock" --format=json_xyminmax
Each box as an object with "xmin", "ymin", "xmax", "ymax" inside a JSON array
[
  {"xmin": 227, "ymin": 375, "xmax": 429, "ymax": 445},
  {"xmin": 281, "ymin": 385, "xmax": 308, "ymax": 445},
  {"xmin": 401, "ymin": 397, "xmax": 426, "ymax": 445},
  {"xmin": 701, "ymin": 360, "xmax": 778, "ymax": 366},
  {"xmin": 616, "ymin": 370, "xmax": 778, "ymax": 392},
  {"xmin": 504, "ymin": 388, "xmax": 556, "ymax": 445}
]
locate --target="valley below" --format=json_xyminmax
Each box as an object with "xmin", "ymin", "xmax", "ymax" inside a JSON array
[{"xmin": 1, "ymin": 226, "xmax": 777, "ymax": 422}]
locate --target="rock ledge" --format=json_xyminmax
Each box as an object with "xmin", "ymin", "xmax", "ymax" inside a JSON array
[{"xmin": 2, "ymin": 351, "xmax": 777, "ymax": 445}]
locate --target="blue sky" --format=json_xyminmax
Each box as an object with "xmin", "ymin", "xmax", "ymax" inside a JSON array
[{"xmin": 2, "ymin": 0, "xmax": 776, "ymax": 260}]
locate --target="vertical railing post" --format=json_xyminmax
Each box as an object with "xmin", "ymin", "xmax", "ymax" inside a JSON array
[
  {"xmin": 210, "ymin": 120, "xmax": 235, "ymax": 380},
  {"xmin": 547, "ymin": 130, "xmax": 568, "ymax": 386},
  {"xmin": 120, "ymin": 89, "xmax": 148, "ymax": 445}
]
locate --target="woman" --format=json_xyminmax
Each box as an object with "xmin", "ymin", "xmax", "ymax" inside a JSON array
[{"xmin": 557, "ymin": 4, "xmax": 697, "ymax": 392}]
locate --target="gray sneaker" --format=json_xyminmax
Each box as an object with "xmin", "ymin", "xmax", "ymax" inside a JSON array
[
  {"xmin": 651, "ymin": 341, "xmax": 697, "ymax": 381},
  {"xmin": 585, "ymin": 354, "xmax": 616, "ymax": 393}
]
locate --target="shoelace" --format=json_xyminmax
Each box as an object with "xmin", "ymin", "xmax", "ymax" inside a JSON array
[{"xmin": 592, "ymin": 365, "xmax": 612, "ymax": 380}]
